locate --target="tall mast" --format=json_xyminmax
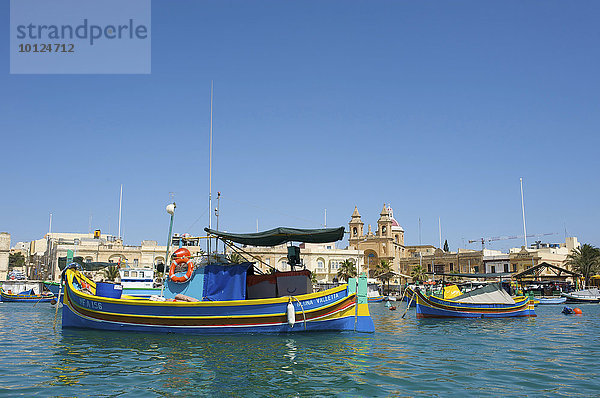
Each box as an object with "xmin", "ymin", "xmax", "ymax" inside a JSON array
[
  {"xmin": 118, "ymin": 184, "xmax": 123, "ymax": 239},
  {"xmin": 208, "ymin": 81, "xmax": 214, "ymax": 257},
  {"xmin": 48, "ymin": 212, "xmax": 53, "ymax": 280},
  {"xmin": 438, "ymin": 217, "xmax": 442, "ymax": 249},
  {"xmin": 520, "ymin": 178, "xmax": 527, "ymax": 248}
]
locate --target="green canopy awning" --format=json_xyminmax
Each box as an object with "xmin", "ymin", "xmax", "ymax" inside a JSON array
[{"xmin": 204, "ymin": 226, "xmax": 345, "ymax": 247}]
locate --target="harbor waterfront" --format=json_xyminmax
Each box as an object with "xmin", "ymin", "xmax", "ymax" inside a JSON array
[{"xmin": 1, "ymin": 302, "xmax": 598, "ymax": 396}]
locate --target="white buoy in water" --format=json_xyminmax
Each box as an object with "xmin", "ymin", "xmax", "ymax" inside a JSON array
[{"xmin": 287, "ymin": 301, "xmax": 296, "ymax": 327}]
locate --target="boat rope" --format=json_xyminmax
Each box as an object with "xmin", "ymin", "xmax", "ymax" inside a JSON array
[
  {"xmin": 33, "ymin": 295, "xmax": 44, "ymax": 307},
  {"xmin": 290, "ymin": 296, "xmax": 307, "ymax": 331},
  {"xmin": 401, "ymin": 289, "xmax": 416, "ymax": 319},
  {"xmin": 53, "ymin": 280, "xmax": 63, "ymax": 331},
  {"xmin": 220, "ymin": 239, "xmax": 276, "ymax": 273}
]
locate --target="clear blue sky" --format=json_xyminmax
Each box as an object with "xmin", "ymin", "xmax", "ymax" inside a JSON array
[{"xmin": 2, "ymin": 0, "xmax": 599, "ymax": 252}]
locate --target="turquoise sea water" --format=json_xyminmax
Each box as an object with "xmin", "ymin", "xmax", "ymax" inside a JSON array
[{"xmin": 1, "ymin": 302, "xmax": 598, "ymax": 397}]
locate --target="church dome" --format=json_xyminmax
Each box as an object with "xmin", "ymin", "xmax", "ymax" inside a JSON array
[{"xmin": 387, "ymin": 205, "xmax": 404, "ymax": 232}]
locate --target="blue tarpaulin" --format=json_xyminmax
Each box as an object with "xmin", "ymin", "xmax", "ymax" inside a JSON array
[
  {"xmin": 18, "ymin": 289, "xmax": 35, "ymax": 295},
  {"xmin": 202, "ymin": 262, "xmax": 251, "ymax": 301}
]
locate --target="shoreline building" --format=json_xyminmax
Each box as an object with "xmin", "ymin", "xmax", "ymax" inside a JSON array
[
  {"xmin": 0, "ymin": 233, "xmax": 10, "ymax": 280},
  {"xmin": 236, "ymin": 242, "xmax": 363, "ymax": 284},
  {"xmin": 26, "ymin": 231, "xmax": 206, "ymax": 281},
  {"xmin": 348, "ymin": 205, "xmax": 410, "ymax": 285}
]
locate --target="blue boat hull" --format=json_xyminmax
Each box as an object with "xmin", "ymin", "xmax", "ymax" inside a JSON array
[
  {"xmin": 0, "ymin": 288, "xmax": 55, "ymax": 303},
  {"xmin": 538, "ymin": 297, "xmax": 567, "ymax": 305}
]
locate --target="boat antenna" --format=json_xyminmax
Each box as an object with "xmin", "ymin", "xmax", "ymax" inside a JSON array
[
  {"xmin": 208, "ymin": 80, "xmax": 213, "ymax": 260},
  {"xmin": 161, "ymin": 202, "xmax": 176, "ymax": 298}
]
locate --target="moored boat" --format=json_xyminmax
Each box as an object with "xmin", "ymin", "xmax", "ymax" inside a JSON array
[
  {"xmin": 119, "ymin": 267, "xmax": 161, "ymax": 297},
  {"xmin": 538, "ymin": 297, "xmax": 567, "ymax": 305},
  {"xmin": 0, "ymin": 287, "xmax": 55, "ymax": 303},
  {"xmin": 561, "ymin": 288, "xmax": 600, "ymax": 303},
  {"xmin": 61, "ymin": 226, "xmax": 375, "ymax": 334},
  {"xmin": 414, "ymin": 283, "xmax": 536, "ymax": 318},
  {"xmin": 367, "ymin": 280, "xmax": 384, "ymax": 302}
]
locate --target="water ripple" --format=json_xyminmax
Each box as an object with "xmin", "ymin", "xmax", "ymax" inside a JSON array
[{"xmin": 0, "ymin": 302, "xmax": 598, "ymax": 396}]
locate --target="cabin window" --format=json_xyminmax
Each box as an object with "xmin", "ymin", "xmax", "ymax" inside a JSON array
[
  {"xmin": 131, "ymin": 271, "xmax": 138, "ymax": 278},
  {"xmin": 123, "ymin": 271, "xmax": 129, "ymax": 277}
]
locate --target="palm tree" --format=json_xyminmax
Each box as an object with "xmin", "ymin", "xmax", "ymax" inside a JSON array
[
  {"xmin": 410, "ymin": 263, "xmax": 427, "ymax": 283},
  {"xmin": 103, "ymin": 265, "xmax": 120, "ymax": 282},
  {"xmin": 374, "ymin": 260, "xmax": 393, "ymax": 294},
  {"xmin": 337, "ymin": 259, "xmax": 357, "ymax": 282},
  {"xmin": 566, "ymin": 244, "xmax": 600, "ymax": 287},
  {"xmin": 310, "ymin": 271, "xmax": 318, "ymax": 286},
  {"xmin": 228, "ymin": 252, "xmax": 244, "ymax": 264}
]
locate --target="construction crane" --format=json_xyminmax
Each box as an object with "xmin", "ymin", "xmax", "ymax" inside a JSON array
[{"xmin": 468, "ymin": 232, "xmax": 557, "ymax": 250}]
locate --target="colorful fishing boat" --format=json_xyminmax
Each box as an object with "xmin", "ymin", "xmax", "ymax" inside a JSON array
[
  {"xmin": 538, "ymin": 296, "xmax": 567, "ymax": 305},
  {"xmin": 61, "ymin": 226, "xmax": 375, "ymax": 334},
  {"xmin": 414, "ymin": 283, "xmax": 536, "ymax": 318},
  {"xmin": 367, "ymin": 280, "xmax": 385, "ymax": 302},
  {"xmin": 0, "ymin": 287, "xmax": 55, "ymax": 303}
]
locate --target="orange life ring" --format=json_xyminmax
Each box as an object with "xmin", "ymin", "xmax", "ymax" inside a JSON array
[{"xmin": 169, "ymin": 248, "xmax": 194, "ymax": 283}]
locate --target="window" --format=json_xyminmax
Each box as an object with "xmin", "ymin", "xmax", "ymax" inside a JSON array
[
  {"xmin": 279, "ymin": 259, "xmax": 288, "ymax": 271},
  {"xmin": 491, "ymin": 266, "xmax": 496, "ymax": 273},
  {"xmin": 131, "ymin": 271, "xmax": 138, "ymax": 278},
  {"xmin": 427, "ymin": 264, "xmax": 431, "ymax": 272},
  {"xmin": 330, "ymin": 261, "xmax": 340, "ymax": 270},
  {"xmin": 133, "ymin": 259, "xmax": 139, "ymax": 266},
  {"xmin": 353, "ymin": 227, "xmax": 357, "ymax": 236},
  {"xmin": 382, "ymin": 226, "xmax": 387, "ymax": 235},
  {"xmin": 317, "ymin": 260, "xmax": 324, "ymax": 270},
  {"xmin": 450, "ymin": 263, "xmax": 454, "ymax": 272},
  {"xmin": 434, "ymin": 264, "xmax": 444, "ymax": 274},
  {"xmin": 123, "ymin": 271, "xmax": 129, "ymax": 277},
  {"xmin": 326, "ymin": 245, "xmax": 332, "ymax": 249},
  {"xmin": 512, "ymin": 264, "xmax": 516, "ymax": 272},
  {"xmin": 504, "ymin": 264, "xmax": 509, "ymax": 273}
]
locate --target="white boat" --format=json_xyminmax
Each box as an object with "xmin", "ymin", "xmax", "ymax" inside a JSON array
[
  {"xmin": 119, "ymin": 267, "xmax": 161, "ymax": 296},
  {"xmin": 367, "ymin": 279, "xmax": 384, "ymax": 302},
  {"xmin": 561, "ymin": 288, "xmax": 600, "ymax": 303}
]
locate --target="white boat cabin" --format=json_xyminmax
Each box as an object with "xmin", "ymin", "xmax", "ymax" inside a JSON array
[{"xmin": 119, "ymin": 268, "xmax": 155, "ymax": 289}]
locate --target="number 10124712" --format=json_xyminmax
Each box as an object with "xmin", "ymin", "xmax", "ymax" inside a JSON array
[{"xmin": 19, "ymin": 43, "xmax": 74, "ymax": 53}]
